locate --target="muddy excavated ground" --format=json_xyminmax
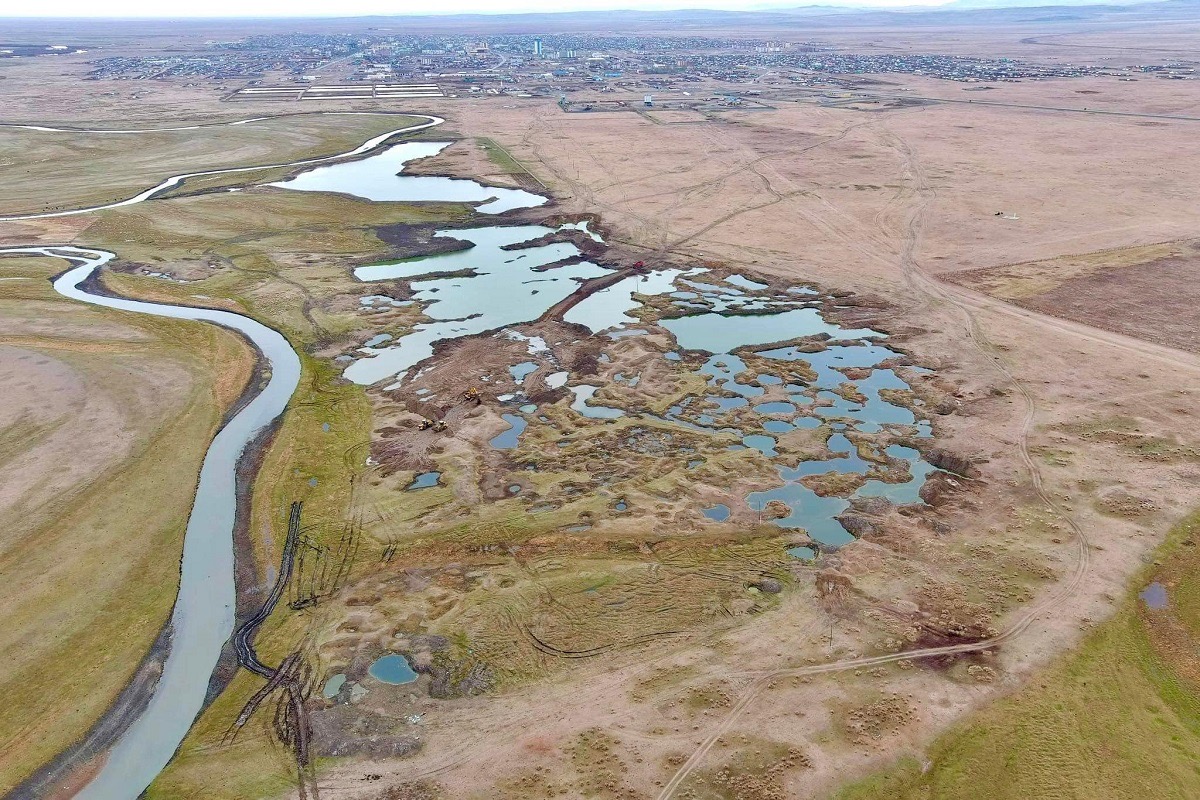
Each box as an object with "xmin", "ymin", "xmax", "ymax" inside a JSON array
[{"xmin": 298, "ymin": 231, "xmax": 1027, "ymax": 800}]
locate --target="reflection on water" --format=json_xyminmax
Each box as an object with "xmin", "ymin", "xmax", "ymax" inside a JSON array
[
  {"xmin": 1140, "ymin": 581, "xmax": 1168, "ymax": 609},
  {"xmin": 569, "ymin": 385, "xmax": 624, "ymax": 419},
  {"xmin": 405, "ymin": 471, "xmax": 442, "ymax": 490},
  {"xmin": 661, "ymin": 307, "xmax": 882, "ymax": 354},
  {"xmin": 346, "ymin": 224, "xmax": 610, "ymax": 385},
  {"xmin": 322, "ymin": 148, "xmax": 940, "ymax": 554},
  {"xmin": 649, "ymin": 290, "xmax": 938, "ymax": 548},
  {"xmin": 270, "ymin": 141, "xmax": 547, "ymax": 214},
  {"xmin": 490, "ymin": 413, "xmax": 528, "ymax": 450},
  {"xmin": 565, "ymin": 268, "xmax": 701, "ymax": 334},
  {"xmin": 368, "ymin": 654, "xmax": 418, "ymax": 685}
]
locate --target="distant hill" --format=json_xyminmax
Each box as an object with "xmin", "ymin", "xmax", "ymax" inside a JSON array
[
  {"xmin": 4, "ymin": 0, "xmax": 1199, "ymax": 38},
  {"xmin": 347, "ymin": 0, "xmax": 1200, "ymax": 33},
  {"xmin": 941, "ymin": 0, "xmax": 1158, "ymax": 9}
]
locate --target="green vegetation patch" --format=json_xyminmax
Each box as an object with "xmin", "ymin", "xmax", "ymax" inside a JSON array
[{"xmin": 834, "ymin": 510, "xmax": 1200, "ymax": 800}]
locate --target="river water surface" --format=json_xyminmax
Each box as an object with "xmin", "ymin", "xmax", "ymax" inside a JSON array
[{"xmin": 0, "ymin": 245, "xmax": 302, "ymax": 800}]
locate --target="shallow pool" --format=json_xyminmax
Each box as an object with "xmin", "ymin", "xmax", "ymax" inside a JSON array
[
  {"xmin": 490, "ymin": 413, "xmax": 528, "ymax": 449},
  {"xmin": 703, "ymin": 504, "xmax": 731, "ymax": 522},
  {"xmin": 405, "ymin": 471, "xmax": 441, "ymax": 490},
  {"xmin": 368, "ymin": 654, "xmax": 418, "ymax": 685}
]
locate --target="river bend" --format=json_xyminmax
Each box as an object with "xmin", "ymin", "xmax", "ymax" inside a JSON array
[{"xmin": 0, "ymin": 245, "xmax": 302, "ymax": 800}]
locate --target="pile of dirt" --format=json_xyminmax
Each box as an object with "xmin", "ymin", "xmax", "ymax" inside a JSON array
[
  {"xmin": 922, "ymin": 447, "xmax": 979, "ymax": 478},
  {"xmin": 570, "ymin": 728, "xmax": 646, "ymax": 800},
  {"xmin": 375, "ymin": 781, "xmax": 442, "ymax": 800},
  {"xmin": 837, "ymin": 513, "xmax": 876, "ymax": 538},
  {"xmin": 310, "ymin": 706, "xmax": 422, "ymax": 759},
  {"xmin": 374, "ymin": 223, "xmax": 474, "ymax": 260},
  {"xmin": 428, "ymin": 656, "xmax": 494, "ymax": 698},
  {"xmin": 687, "ymin": 746, "xmax": 810, "ymax": 800},
  {"xmin": 919, "ymin": 472, "xmax": 961, "ymax": 506},
  {"xmin": 1097, "ymin": 488, "xmax": 1159, "ymax": 518}
]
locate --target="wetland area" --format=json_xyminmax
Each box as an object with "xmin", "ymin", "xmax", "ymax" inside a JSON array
[
  {"xmin": 2, "ymin": 114, "xmax": 961, "ymax": 800},
  {"xmin": 5, "ymin": 24, "xmax": 1200, "ymax": 798}
]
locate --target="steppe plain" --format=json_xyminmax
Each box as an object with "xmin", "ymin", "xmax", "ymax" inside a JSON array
[{"xmin": 2, "ymin": 16, "xmax": 1200, "ymax": 800}]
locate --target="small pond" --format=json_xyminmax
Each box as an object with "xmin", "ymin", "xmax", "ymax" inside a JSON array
[
  {"xmin": 322, "ymin": 673, "xmax": 347, "ymax": 699},
  {"xmin": 1140, "ymin": 581, "xmax": 1168, "ymax": 610},
  {"xmin": 369, "ymin": 654, "xmax": 418, "ymax": 685},
  {"xmin": 489, "ymin": 413, "xmax": 528, "ymax": 450},
  {"xmin": 570, "ymin": 385, "xmax": 624, "ymax": 420},
  {"xmin": 405, "ymin": 471, "xmax": 442, "ymax": 490},
  {"xmin": 702, "ymin": 504, "xmax": 731, "ymax": 522}
]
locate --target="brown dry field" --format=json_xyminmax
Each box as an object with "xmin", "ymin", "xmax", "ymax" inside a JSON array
[
  {"xmin": 285, "ymin": 90, "xmax": 1200, "ymax": 799},
  {"xmin": 950, "ymin": 238, "xmax": 1200, "ymax": 354},
  {"xmin": 4, "ymin": 27, "xmax": 1200, "ymax": 800}
]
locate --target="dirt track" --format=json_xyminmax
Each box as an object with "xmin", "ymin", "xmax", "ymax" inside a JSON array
[
  {"xmin": 8, "ymin": 86, "xmax": 1200, "ymax": 798},
  {"xmin": 366, "ymin": 99, "xmax": 1200, "ymax": 800}
]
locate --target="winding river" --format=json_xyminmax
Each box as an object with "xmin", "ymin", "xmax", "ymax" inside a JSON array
[
  {"xmin": 0, "ymin": 113, "xmax": 444, "ymax": 221},
  {"xmin": 0, "ymin": 112, "xmax": 451, "ymax": 798},
  {"xmin": 0, "ymin": 245, "xmax": 301, "ymax": 799}
]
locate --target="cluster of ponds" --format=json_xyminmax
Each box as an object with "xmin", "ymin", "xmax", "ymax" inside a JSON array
[
  {"xmin": 384, "ymin": 254, "xmax": 939, "ymax": 549},
  {"xmin": 274, "ymin": 136, "xmax": 940, "ymax": 552},
  {"xmin": 321, "ymin": 653, "xmax": 418, "ymax": 702},
  {"xmin": 628, "ymin": 281, "xmax": 937, "ymax": 547}
]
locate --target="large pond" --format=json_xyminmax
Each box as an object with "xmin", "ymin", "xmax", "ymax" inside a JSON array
[
  {"xmin": 269, "ymin": 141, "xmax": 548, "ymax": 214},
  {"xmin": 346, "ymin": 223, "xmax": 610, "ymax": 386}
]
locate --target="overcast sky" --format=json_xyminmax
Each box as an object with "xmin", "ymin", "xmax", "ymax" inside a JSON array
[{"xmin": 4, "ymin": 0, "xmax": 951, "ymax": 18}]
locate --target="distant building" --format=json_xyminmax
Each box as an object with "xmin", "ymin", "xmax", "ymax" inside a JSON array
[
  {"xmin": 644, "ymin": 94, "xmax": 653, "ymax": 106},
  {"xmin": 533, "ymin": 38, "xmax": 543, "ymax": 58}
]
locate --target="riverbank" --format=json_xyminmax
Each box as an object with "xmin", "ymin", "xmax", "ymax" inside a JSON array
[
  {"xmin": 0, "ymin": 252, "xmax": 255, "ymax": 794},
  {"xmin": 0, "ymin": 247, "xmax": 303, "ymax": 800}
]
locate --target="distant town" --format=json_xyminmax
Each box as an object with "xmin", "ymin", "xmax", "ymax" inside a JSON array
[{"xmin": 81, "ymin": 32, "xmax": 1196, "ymax": 101}]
